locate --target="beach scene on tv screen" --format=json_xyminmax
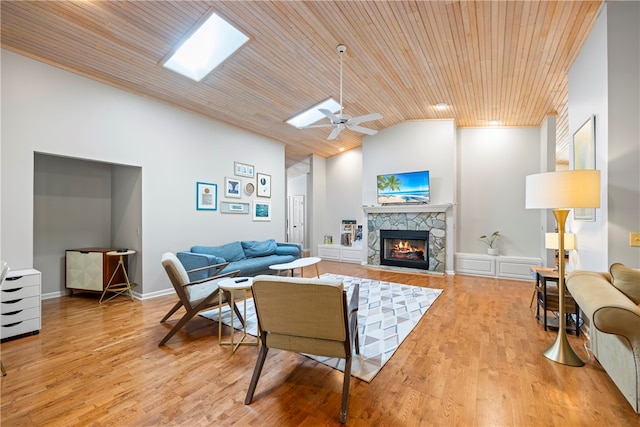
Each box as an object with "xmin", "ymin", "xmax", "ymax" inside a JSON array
[{"xmin": 377, "ymin": 171, "xmax": 430, "ymax": 204}]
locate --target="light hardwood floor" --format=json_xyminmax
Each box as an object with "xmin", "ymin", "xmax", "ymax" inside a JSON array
[{"xmin": 1, "ymin": 260, "xmax": 637, "ymax": 426}]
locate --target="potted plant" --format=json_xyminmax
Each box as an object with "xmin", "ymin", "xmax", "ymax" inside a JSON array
[{"xmin": 480, "ymin": 231, "xmax": 501, "ymax": 255}]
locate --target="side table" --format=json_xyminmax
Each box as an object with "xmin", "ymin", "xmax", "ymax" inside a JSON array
[
  {"xmin": 531, "ymin": 266, "xmax": 580, "ymax": 336},
  {"xmin": 99, "ymin": 250, "xmax": 136, "ymax": 304},
  {"xmin": 269, "ymin": 256, "xmax": 321, "ymax": 278},
  {"xmin": 218, "ymin": 277, "xmax": 258, "ymax": 353}
]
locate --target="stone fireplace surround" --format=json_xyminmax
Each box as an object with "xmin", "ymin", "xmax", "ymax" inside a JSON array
[{"xmin": 364, "ymin": 204, "xmax": 452, "ymax": 274}]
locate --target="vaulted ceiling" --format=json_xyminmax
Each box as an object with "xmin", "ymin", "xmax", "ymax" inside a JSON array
[{"xmin": 1, "ymin": 1, "xmax": 601, "ymax": 168}]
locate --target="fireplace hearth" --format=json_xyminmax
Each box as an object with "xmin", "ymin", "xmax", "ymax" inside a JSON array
[{"xmin": 380, "ymin": 229, "xmax": 429, "ymax": 270}]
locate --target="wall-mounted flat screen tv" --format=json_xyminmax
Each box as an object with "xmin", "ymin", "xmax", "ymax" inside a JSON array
[{"xmin": 377, "ymin": 170, "xmax": 430, "ymax": 204}]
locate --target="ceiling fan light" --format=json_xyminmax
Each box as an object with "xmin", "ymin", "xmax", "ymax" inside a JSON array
[{"xmin": 435, "ymin": 103, "xmax": 449, "ymax": 110}]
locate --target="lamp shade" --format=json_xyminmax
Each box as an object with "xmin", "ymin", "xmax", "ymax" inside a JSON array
[
  {"xmin": 545, "ymin": 232, "xmax": 575, "ymax": 250},
  {"xmin": 525, "ymin": 170, "xmax": 601, "ymax": 209}
]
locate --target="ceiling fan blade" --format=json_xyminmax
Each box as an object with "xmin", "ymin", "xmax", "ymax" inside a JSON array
[
  {"xmin": 348, "ymin": 124, "xmax": 378, "ymax": 136},
  {"xmin": 348, "ymin": 112, "xmax": 383, "ymax": 125},
  {"xmin": 328, "ymin": 126, "xmax": 343, "ymax": 140},
  {"xmin": 319, "ymin": 108, "xmax": 340, "ymax": 124},
  {"xmin": 299, "ymin": 123, "xmax": 337, "ymax": 129}
]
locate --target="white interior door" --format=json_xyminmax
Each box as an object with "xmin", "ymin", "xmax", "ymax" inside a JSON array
[{"xmin": 288, "ymin": 195, "xmax": 305, "ymax": 248}]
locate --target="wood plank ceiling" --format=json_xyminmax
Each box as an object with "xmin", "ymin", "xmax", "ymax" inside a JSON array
[{"xmin": 1, "ymin": 1, "xmax": 601, "ymax": 168}]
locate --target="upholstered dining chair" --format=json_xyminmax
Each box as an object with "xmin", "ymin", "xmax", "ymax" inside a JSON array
[
  {"xmin": 245, "ymin": 275, "xmax": 360, "ymax": 424},
  {"xmin": 159, "ymin": 252, "xmax": 242, "ymax": 346},
  {"xmin": 1, "ymin": 260, "xmax": 10, "ymax": 376}
]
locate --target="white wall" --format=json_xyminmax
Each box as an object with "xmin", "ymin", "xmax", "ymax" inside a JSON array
[
  {"xmin": 325, "ymin": 148, "xmax": 363, "ymax": 241},
  {"xmin": 362, "ymin": 120, "xmax": 457, "ymax": 206},
  {"xmin": 457, "ymin": 127, "xmax": 541, "ymax": 256},
  {"xmin": 565, "ymin": 1, "xmax": 639, "ymax": 270},
  {"xmin": 1, "ymin": 50, "xmax": 286, "ymax": 295}
]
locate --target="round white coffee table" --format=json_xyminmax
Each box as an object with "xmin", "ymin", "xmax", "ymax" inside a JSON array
[
  {"xmin": 218, "ymin": 277, "xmax": 257, "ymax": 353},
  {"xmin": 269, "ymin": 256, "xmax": 321, "ymax": 278}
]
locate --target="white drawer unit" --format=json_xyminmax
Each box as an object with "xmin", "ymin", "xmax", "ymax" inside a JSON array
[
  {"xmin": 1, "ymin": 268, "xmax": 41, "ymax": 340},
  {"xmin": 317, "ymin": 244, "xmax": 362, "ymax": 264},
  {"xmin": 318, "ymin": 244, "xmax": 340, "ymax": 261}
]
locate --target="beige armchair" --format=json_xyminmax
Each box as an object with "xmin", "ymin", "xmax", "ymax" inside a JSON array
[
  {"xmin": 159, "ymin": 252, "xmax": 241, "ymax": 346},
  {"xmin": 245, "ymin": 275, "xmax": 359, "ymax": 424}
]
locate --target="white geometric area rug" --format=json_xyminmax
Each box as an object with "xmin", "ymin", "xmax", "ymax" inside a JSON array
[{"xmin": 200, "ymin": 273, "xmax": 442, "ymax": 382}]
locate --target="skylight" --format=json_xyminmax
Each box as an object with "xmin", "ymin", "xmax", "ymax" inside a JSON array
[
  {"xmin": 286, "ymin": 98, "xmax": 342, "ymax": 128},
  {"xmin": 163, "ymin": 12, "xmax": 248, "ymax": 82}
]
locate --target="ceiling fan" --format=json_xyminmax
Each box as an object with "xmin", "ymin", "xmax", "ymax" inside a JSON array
[{"xmin": 301, "ymin": 44, "xmax": 382, "ymax": 140}]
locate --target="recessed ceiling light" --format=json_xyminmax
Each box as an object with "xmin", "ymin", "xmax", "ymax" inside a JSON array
[
  {"xmin": 339, "ymin": 147, "xmax": 345, "ymax": 152},
  {"xmin": 488, "ymin": 120, "xmax": 502, "ymax": 126},
  {"xmin": 435, "ymin": 103, "xmax": 449, "ymax": 110},
  {"xmin": 163, "ymin": 12, "xmax": 249, "ymax": 82},
  {"xmin": 286, "ymin": 98, "xmax": 341, "ymax": 128}
]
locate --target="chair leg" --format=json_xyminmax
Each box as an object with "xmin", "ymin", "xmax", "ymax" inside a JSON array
[
  {"xmin": 340, "ymin": 355, "xmax": 353, "ymax": 424},
  {"xmin": 158, "ymin": 311, "xmax": 197, "ymax": 346},
  {"xmin": 245, "ymin": 342, "xmax": 269, "ymax": 404},
  {"xmin": 160, "ymin": 301, "xmax": 184, "ymax": 323},
  {"xmin": 1, "ymin": 360, "xmax": 6, "ymax": 376}
]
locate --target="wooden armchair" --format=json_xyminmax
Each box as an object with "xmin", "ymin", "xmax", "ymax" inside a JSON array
[
  {"xmin": 245, "ymin": 275, "xmax": 360, "ymax": 423},
  {"xmin": 159, "ymin": 252, "xmax": 241, "ymax": 346}
]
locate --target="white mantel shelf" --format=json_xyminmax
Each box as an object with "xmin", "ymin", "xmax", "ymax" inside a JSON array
[{"xmin": 363, "ymin": 203, "xmax": 453, "ymax": 214}]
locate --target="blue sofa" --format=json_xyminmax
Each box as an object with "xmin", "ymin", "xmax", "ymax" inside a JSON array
[{"xmin": 177, "ymin": 239, "xmax": 301, "ymax": 280}]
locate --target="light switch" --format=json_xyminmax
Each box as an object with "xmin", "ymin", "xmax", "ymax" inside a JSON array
[{"xmin": 630, "ymin": 232, "xmax": 640, "ymax": 247}]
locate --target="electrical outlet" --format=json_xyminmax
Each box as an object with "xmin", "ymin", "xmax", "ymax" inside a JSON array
[{"xmin": 630, "ymin": 232, "xmax": 640, "ymax": 247}]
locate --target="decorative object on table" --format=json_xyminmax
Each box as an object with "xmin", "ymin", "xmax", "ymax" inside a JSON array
[
  {"xmin": 245, "ymin": 182, "xmax": 255, "ymax": 195},
  {"xmin": 234, "ymin": 161, "xmax": 254, "ymax": 178},
  {"xmin": 526, "ymin": 169, "xmax": 601, "ymax": 366},
  {"xmin": 200, "ymin": 273, "xmax": 442, "ymax": 383},
  {"xmin": 479, "ymin": 231, "xmax": 501, "ymax": 255},
  {"xmin": 224, "ymin": 177, "xmax": 242, "ymax": 198},
  {"xmin": 220, "ymin": 201, "xmax": 250, "ymax": 214},
  {"xmin": 256, "ymin": 172, "xmax": 271, "ymax": 198},
  {"xmin": 573, "ymin": 115, "xmax": 596, "ymax": 221},
  {"xmin": 545, "ymin": 232, "xmax": 576, "ymax": 270},
  {"xmin": 252, "ymin": 200, "xmax": 271, "ymax": 221},
  {"xmin": 196, "ymin": 181, "xmax": 217, "ymax": 211}
]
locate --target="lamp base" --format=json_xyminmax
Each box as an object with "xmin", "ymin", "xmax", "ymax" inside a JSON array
[{"xmin": 543, "ymin": 328, "xmax": 585, "ymax": 367}]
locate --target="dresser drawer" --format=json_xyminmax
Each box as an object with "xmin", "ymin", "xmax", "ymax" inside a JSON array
[
  {"xmin": 1, "ymin": 295, "xmax": 40, "ymax": 313},
  {"xmin": 1, "ymin": 284, "xmax": 40, "ymax": 302},
  {"xmin": 0, "ymin": 317, "xmax": 40, "ymax": 339},
  {"xmin": 3, "ymin": 273, "xmax": 40, "ymax": 290},
  {"xmin": 1, "ymin": 306, "xmax": 40, "ymax": 326}
]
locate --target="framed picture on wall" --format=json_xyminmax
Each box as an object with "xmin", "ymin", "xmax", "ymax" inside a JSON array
[
  {"xmin": 253, "ymin": 200, "xmax": 271, "ymax": 221},
  {"xmin": 256, "ymin": 173, "xmax": 271, "ymax": 198},
  {"xmin": 234, "ymin": 161, "xmax": 254, "ymax": 178},
  {"xmin": 573, "ymin": 115, "xmax": 596, "ymax": 221},
  {"xmin": 196, "ymin": 182, "xmax": 217, "ymax": 211},
  {"xmin": 224, "ymin": 177, "xmax": 242, "ymax": 198}
]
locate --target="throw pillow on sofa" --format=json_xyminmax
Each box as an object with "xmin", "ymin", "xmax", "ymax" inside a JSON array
[
  {"xmin": 610, "ymin": 263, "xmax": 640, "ymax": 305},
  {"xmin": 242, "ymin": 239, "xmax": 277, "ymax": 257},
  {"xmin": 191, "ymin": 241, "xmax": 246, "ymax": 262}
]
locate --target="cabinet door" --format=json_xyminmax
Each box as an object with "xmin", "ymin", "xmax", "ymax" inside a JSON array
[{"xmin": 66, "ymin": 251, "xmax": 104, "ymax": 291}]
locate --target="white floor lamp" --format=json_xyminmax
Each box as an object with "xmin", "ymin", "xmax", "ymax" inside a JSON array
[{"xmin": 525, "ymin": 170, "xmax": 601, "ymax": 366}]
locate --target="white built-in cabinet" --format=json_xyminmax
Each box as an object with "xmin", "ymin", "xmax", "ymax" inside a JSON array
[
  {"xmin": 1, "ymin": 269, "xmax": 41, "ymax": 340},
  {"xmin": 318, "ymin": 244, "xmax": 362, "ymax": 264},
  {"xmin": 455, "ymin": 253, "xmax": 542, "ymax": 280}
]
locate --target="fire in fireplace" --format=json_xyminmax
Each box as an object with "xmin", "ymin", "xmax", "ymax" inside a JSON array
[{"xmin": 380, "ymin": 229, "xmax": 429, "ymax": 270}]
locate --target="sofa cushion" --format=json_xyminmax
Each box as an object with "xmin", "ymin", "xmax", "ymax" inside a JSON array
[
  {"xmin": 191, "ymin": 241, "xmax": 246, "ymax": 262},
  {"xmin": 275, "ymin": 245, "xmax": 300, "ymax": 256},
  {"xmin": 241, "ymin": 239, "xmax": 277, "ymax": 258},
  {"xmin": 610, "ymin": 263, "xmax": 640, "ymax": 305}
]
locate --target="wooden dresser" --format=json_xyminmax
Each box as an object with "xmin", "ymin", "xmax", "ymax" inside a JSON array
[{"xmin": 66, "ymin": 248, "xmax": 126, "ymax": 295}]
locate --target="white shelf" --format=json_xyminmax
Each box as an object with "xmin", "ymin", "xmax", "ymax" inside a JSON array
[{"xmin": 455, "ymin": 253, "xmax": 541, "ymax": 280}]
